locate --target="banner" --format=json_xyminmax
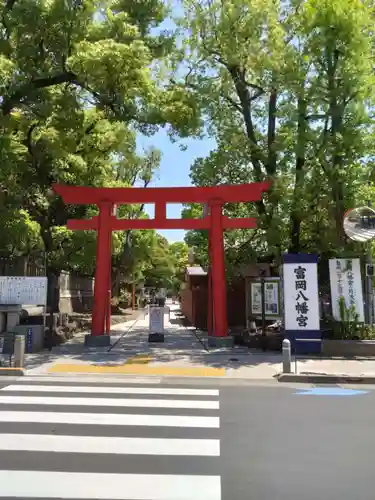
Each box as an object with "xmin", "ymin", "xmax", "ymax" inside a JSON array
[
  {"xmin": 283, "ymin": 254, "xmax": 321, "ymax": 353},
  {"xmin": 329, "ymin": 258, "xmax": 364, "ymax": 322}
]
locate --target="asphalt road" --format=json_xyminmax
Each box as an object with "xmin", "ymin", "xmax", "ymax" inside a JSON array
[
  {"xmin": 220, "ymin": 383, "xmax": 375, "ymax": 500},
  {"xmin": 0, "ymin": 376, "xmax": 373, "ymax": 499}
]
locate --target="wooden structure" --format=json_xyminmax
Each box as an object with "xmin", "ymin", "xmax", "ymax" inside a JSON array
[{"xmin": 180, "ymin": 267, "xmax": 208, "ymax": 329}]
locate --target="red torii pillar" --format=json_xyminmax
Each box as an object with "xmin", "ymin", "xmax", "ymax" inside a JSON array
[{"xmin": 53, "ymin": 182, "xmax": 269, "ymax": 347}]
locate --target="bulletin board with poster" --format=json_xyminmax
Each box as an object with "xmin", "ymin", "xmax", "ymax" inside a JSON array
[{"xmin": 247, "ymin": 278, "xmax": 281, "ymax": 321}]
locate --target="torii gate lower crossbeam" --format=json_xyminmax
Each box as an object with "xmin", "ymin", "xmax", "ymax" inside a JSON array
[{"xmin": 53, "ymin": 182, "xmax": 269, "ymax": 347}]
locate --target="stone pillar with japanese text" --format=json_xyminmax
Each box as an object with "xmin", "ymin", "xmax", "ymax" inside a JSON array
[{"xmin": 282, "ymin": 254, "xmax": 321, "ymax": 354}]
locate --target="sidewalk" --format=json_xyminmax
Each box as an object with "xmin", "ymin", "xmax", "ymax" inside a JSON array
[{"xmin": 13, "ymin": 304, "xmax": 375, "ymax": 379}]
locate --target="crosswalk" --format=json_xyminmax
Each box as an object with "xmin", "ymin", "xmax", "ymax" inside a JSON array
[{"xmin": 0, "ymin": 377, "xmax": 221, "ymax": 499}]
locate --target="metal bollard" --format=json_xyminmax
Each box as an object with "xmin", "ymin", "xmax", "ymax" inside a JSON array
[
  {"xmin": 282, "ymin": 338, "xmax": 291, "ymax": 374},
  {"xmin": 14, "ymin": 335, "xmax": 25, "ymax": 368}
]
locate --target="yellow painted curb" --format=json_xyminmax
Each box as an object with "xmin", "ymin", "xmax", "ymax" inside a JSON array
[
  {"xmin": 0, "ymin": 368, "xmax": 24, "ymax": 376},
  {"xmin": 48, "ymin": 363, "xmax": 225, "ymax": 377},
  {"xmin": 124, "ymin": 355, "xmax": 152, "ymax": 365}
]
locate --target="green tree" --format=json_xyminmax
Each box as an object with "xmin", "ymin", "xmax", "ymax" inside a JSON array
[
  {"xmin": 175, "ymin": 0, "xmax": 375, "ymax": 263},
  {"xmin": 143, "ymin": 235, "xmax": 176, "ymax": 289},
  {"xmin": 168, "ymin": 241, "xmax": 189, "ymax": 292},
  {"xmin": 0, "ymin": 0, "xmax": 202, "ymax": 312},
  {"xmin": 0, "ymin": 0, "xmax": 200, "ymax": 132},
  {"xmin": 0, "ymin": 208, "xmax": 41, "ymax": 258}
]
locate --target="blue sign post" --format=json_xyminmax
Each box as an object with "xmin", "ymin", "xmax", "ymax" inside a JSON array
[{"xmin": 26, "ymin": 328, "xmax": 33, "ymax": 353}]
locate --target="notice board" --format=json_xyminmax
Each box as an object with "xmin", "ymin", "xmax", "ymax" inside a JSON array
[{"xmin": 0, "ymin": 277, "xmax": 48, "ymax": 305}]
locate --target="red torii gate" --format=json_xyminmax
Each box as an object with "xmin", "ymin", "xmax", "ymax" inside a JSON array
[{"xmin": 53, "ymin": 182, "xmax": 269, "ymax": 347}]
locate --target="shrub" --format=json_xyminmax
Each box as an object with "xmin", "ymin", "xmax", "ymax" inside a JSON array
[{"xmin": 323, "ymin": 297, "xmax": 375, "ymax": 340}]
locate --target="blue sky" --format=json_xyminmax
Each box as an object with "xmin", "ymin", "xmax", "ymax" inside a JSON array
[
  {"xmin": 137, "ymin": 131, "xmax": 216, "ymax": 242},
  {"xmin": 134, "ymin": 3, "xmax": 218, "ymax": 243}
]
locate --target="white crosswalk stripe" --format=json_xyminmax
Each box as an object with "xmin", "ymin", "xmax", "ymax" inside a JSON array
[
  {"xmin": 0, "ymin": 410, "xmax": 219, "ymax": 427},
  {"xmin": 2, "ymin": 384, "xmax": 219, "ymax": 396},
  {"xmin": 0, "ymin": 471, "xmax": 221, "ymax": 500},
  {"xmin": 0, "ymin": 433, "xmax": 220, "ymax": 456},
  {"xmin": 0, "ymin": 394, "xmax": 220, "ymax": 409},
  {"xmin": 0, "ymin": 380, "xmax": 221, "ymax": 499}
]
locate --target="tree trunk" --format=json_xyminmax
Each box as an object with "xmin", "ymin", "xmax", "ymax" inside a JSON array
[
  {"xmin": 332, "ymin": 177, "xmax": 346, "ymax": 246},
  {"xmin": 267, "ymin": 88, "xmax": 277, "ymax": 176},
  {"xmin": 289, "ymin": 160, "xmax": 304, "ymax": 253},
  {"xmin": 112, "ymin": 266, "xmax": 122, "ymax": 298},
  {"xmin": 289, "ymin": 96, "xmax": 307, "ymax": 253},
  {"xmin": 46, "ymin": 266, "xmax": 60, "ymax": 314},
  {"xmin": 325, "ymin": 47, "xmax": 346, "ymax": 247},
  {"xmin": 44, "ymin": 264, "xmax": 61, "ymax": 350},
  {"xmin": 39, "ymin": 224, "xmax": 60, "ymax": 348}
]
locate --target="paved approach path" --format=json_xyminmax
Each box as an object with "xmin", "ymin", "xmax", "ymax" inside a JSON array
[
  {"xmin": 0, "ymin": 376, "xmax": 221, "ymax": 499},
  {"xmin": 14, "ymin": 301, "xmax": 375, "ymax": 379},
  {"xmin": 23, "ymin": 303, "xmax": 266, "ymax": 378}
]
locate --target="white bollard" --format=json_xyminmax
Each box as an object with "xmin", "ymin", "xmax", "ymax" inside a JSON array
[
  {"xmin": 14, "ymin": 335, "xmax": 25, "ymax": 368},
  {"xmin": 282, "ymin": 338, "xmax": 291, "ymax": 374}
]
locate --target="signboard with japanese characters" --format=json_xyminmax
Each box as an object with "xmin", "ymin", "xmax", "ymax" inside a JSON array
[
  {"xmin": 283, "ymin": 258, "xmax": 320, "ymax": 331},
  {"xmin": 329, "ymin": 258, "xmax": 364, "ymax": 322},
  {"xmin": 0, "ymin": 277, "xmax": 47, "ymax": 305},
  {"xmin": 149, "ymin": 306, "xmax": 164, "ymax": 334},
  {"xmin": 248, "ymin": 278, "xmax": 281, "ymax": 319}
]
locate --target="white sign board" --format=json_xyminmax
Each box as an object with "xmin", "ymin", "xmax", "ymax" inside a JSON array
[
  {"xmin": 283, "ymin": 262, "xmax": 320, "ymax": 330},
  {"xmin": 329, "ymin": 258, "xmax": 364, "ymax": 322},
  {"xmin": 149, "ymin": 306, "xmax": 164, "ymax": 334},
  {"xmin": 0, "ymin": 277, "xmax": 47, "ymax": 305},
  {"xmin": 250, "ymin": 279, "xmax": 280, "ymax": 318}
]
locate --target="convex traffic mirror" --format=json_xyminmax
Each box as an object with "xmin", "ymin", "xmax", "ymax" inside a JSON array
[{"xmin": 343, "ymin": 206, "xmax": 375, "ymax": 242}]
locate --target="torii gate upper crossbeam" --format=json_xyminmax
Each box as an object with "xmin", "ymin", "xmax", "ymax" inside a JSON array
[{"xmin": 53, "ymin": 182, "xmax": 269, "ymax": 205}]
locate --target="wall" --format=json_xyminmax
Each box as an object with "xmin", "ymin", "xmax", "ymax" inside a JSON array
[
  {"xmin": 192, "ymin": 289, "xmax": 209, "ymax": 330},
  {"xmin": 59, "ymin": 272, "xmax": 94, "ymax": 313},
  {"xmin": 180, "ymin": 289, "xmax": 193, "ymax": 324},
  {"xmin": 180, "ymin": 278, "xmax": 246, "ymax": 330},
  {"xmin": 0, "ymin": 256, "xmax": 45, "ymax": 277},
  {"xmin": 227, "ymin": 279, "xmax": 246, "ymax": 327},
  {"xmin": 322, "ymin": 339, "xmax": 375, "ymax": 357}
]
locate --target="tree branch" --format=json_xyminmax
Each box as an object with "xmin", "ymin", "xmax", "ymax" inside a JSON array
[
  {"xmin": 222, "ymin": 94, "xmax": 242, "ymax": 113},
  {"xmin": 5, "ymin": 0, "xmax": 18, "ymax": 9},
  {"xmin": 2, "ymin": 71, "xmax": 78, "ymax": 115},
  {"xmin": 344, "ymin": 92, "xmax": 357, "ymax": 106},
  {"xmin": 306, "ymin": 114, "xmax": 326, "ymax": 121},
  {"xmin": 22, "ymin": 122, "xmax": 39, "ymax": 171},
  {"xmin": 315, "ymin": 115, "xmax": 330, "ymax": 177},
  {"xmin": 227, "ymin": 64, "xmax": 264, "ymax": 180},
  {"xmin": 1, "ymin": 70, "xmax": 137, "ymax": 123},
  {"xmin": 1, "ymin": 0, "xmax": 18, "ymax": 40},
  {"xmin": 244, "ymin": 79, "xmax": 264, "ymax": 96},
  {"xmin": 226, "ymin": 64, "xmax": 268, "ymax": 217}
]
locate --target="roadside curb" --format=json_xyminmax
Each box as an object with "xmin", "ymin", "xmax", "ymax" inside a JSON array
[
  {"xmin": 45, "ymin": 363, "xmax": 226, "ymax": 377},
  {"xmin": 27, "ymin": 371, "xmax": 227, "ymax": 379},
  {"xmin": 276, "ymin": 373, "xmax": 375, "ymax": 384},
  {"xmin": 0, "ymin": 368, "xmax": 24, "ymax": 376}
]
